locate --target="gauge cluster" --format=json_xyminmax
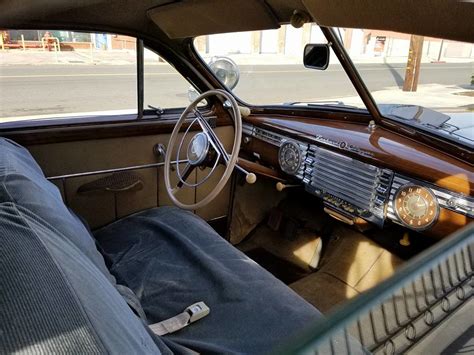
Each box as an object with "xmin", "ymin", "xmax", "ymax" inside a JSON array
[
  {"xmin": 278, "ymin": 141, "xmax": 303, "ymax": 175},
  {"xmin": 277, "ymin": 140, "xmax": 307, "ymax": 179}
]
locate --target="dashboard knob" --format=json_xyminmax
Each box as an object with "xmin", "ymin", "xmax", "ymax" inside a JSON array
[
  {"xmin": 276, "ymin": 182, "xmax": 285, "ymax": 192},
  {"xmin": 276, "ymin": 182, "xmax": 299, "ymax": 192},
  {"xmin": 246, "ymin": 173, "xmax": 257, "ymax": 184}
]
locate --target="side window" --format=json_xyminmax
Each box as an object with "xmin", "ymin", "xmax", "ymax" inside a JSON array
[
  {"xmin": 0, "ymin": 30, "xmax": 137, "ymax": 123},
  {"xmin": 143, "ymin": 48, "xmax": 195, "ymax": 109}
]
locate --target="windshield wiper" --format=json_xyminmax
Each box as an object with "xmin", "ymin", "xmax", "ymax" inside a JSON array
[{"xmin": 285, "ymin": 101, "xmax": 361, "ymax": 110}]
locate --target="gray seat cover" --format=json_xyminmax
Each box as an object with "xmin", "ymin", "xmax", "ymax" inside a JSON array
[
  {"xmin": 0, "ymin": 202, "xmax": 161, "ymax": 354},
  {"xmin": 0, "ymin": 137, "xmax": 323, "ymax": 354},
  {"xmin": 0, "ymin": 138, "xmax": 112, "ymax": 281},
  {"xmin": 95, "ymin": 207, "xmax": 323, "ymax": 354}
]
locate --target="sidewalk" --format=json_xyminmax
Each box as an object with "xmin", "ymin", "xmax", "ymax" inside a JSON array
[
  {"xmin": 1, "ymin": 48, "xmax": 473, "ymax": 66},
  {"xmin": 0, "ymin": 49, "xmax": 138, "ymax": 65},
  {"xmin": 327, "ymin": 84, "xmax": 474, "ymax": 110}
]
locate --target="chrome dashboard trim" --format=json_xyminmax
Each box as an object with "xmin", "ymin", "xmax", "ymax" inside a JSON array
[{"xmin": 304, "ymin": 144, "xmax": 392, "ymax": 226}]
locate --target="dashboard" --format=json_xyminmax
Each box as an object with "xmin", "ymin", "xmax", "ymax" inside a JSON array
[{"xmin": 241, "ymin": 116, "xmax": 473, "ymax": 238}]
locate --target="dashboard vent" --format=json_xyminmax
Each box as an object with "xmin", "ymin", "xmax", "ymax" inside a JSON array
[{"xmin": 307, "ymin": 146, "xmax": 380, "ymax": 211}]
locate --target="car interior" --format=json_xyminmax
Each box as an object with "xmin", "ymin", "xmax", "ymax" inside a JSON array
[{"xmin": 0, "ymin": 0, "xmax": 473, "ymax": 354}]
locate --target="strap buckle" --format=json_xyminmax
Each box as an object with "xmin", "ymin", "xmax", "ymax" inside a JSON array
[
  {"xmin": 185, "ymin": 302, "xmax": 210, "ymax": 323},
  {"xmin": 149, "ymin": 302, "xmax": 210, "ymax": 336}
]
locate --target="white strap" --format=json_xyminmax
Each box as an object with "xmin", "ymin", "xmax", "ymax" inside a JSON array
[{"xmin": 149, "ymin": 302, "xmax": 210, "ymax": 336}]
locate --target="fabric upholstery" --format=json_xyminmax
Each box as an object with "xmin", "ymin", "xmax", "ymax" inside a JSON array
[
  {"xmin": 95, "ymin": 206, "xmax": 323, "ymax": 354},
  {"xmin": 303, "ymin": 0, "xmax": 473, "ymax": 44},
  {"xmin": 0, "ymin": 202, "xmax": 161, "ymax": 354},
  {"xmin": 148, "ymin": 0, "xmax": 279, "ymax": 39},
  {"xmin": 0, "ymin": 138, "xmax": 112, "ymax": 282},
  {"xmin": 1, "ymin": 137, "xmax": 323, "ymax": 354}
]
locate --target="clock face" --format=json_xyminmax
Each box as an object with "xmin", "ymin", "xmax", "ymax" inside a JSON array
[{"xmin": 394, "ymin": 185, "xmax": 439, "ymax": 230}]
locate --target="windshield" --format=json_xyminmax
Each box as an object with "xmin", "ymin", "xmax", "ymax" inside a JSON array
[
  {"xmin": 194, "ymin": 26, "xmax": 365, "ymax": 110},
  {"xmin": 195, "ymin": 26, "xmax": 473, "ymax": 147},
  {"xmin": 346, "ymin": 29, "xmax": 473, "ymax": 147}
]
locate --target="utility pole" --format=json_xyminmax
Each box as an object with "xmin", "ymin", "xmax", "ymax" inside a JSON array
[{"xmin": 403, "ymin": 35, "xmax": 424, "ymax": 91}]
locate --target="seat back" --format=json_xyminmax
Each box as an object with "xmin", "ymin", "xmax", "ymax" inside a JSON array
[
  {"xmin": 0, "ymin": 138, "xmax": 112, "ymax": 281},
  {"xmin": 0, "ymin": 202, "xmax": 160, "ymax": 354},
  {"xmin": 0, "ymin": 138, "xmax": 166, "ymax": 353}
]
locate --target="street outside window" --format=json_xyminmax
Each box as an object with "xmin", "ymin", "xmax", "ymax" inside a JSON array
[
  {"xmin": 194, "ymin": 25, "xmax": 365, "ymax": 109},
  {"xmin": 143, "ymin": 47, "xmax": 197, "ymax": 110},
  {"xmin": 348, "ymin": 29, "xmax": 473, "ymax": 146},
  {"xmin": 0, "ymin": 30, "xmax": 138, "ymax": 123}
]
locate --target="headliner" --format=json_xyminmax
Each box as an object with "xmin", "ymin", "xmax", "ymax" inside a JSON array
[{"xmin": 1, "ymin": 0, "xmax": 472, "ymax": 44}]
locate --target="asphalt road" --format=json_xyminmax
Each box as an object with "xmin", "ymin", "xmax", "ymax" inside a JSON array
[{"xmin": 0, "ymin": 62, "xmax": 472, "ymax": 118}]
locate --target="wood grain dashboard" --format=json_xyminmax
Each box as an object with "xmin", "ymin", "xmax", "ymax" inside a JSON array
[{"xmin": 241, "ymin": 115, "xmax": 473, "ymax": 239}]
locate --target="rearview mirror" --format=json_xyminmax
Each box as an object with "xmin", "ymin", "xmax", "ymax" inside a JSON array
[{"xmin": 303, "ymin": 44, "xmax": 330, "ymax": 70}]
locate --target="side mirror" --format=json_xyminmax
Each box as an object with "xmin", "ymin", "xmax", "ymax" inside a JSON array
[
  {"xmin": 188, "ymin": 56, "xmax": 240, "ymax": 102},
  {"xmin": 303, "ymin": 44, "xmax": 330, "ymax": 70},
  {"xmin": 208, "ymin": 56, "xmax": 240, "ymax": 89}
]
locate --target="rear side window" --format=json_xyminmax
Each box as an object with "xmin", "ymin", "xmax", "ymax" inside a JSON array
[{"xmin": 0, "ymin": 30, "xmax": 137, "ymax": 123}]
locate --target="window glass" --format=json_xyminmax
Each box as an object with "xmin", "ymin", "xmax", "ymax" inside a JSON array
[
  {"xmin": 194, "ymin": 25, "xmax": 365, "ymax": 109},
  {"xmin": 347, "ymin": 29, "xmax": 473, "ymax": 146},
  {"xmin": 0, "ymin": 30, "xmax": 137, "ymax": 123},
  {"xmin": 144, "ymin": 48, "xmax": 197, "ymax": 109}
]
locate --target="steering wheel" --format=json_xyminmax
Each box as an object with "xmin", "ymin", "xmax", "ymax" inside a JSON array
[{"xmin": 164, "ymin": 89, "xmax": 242, "ymax": 210}]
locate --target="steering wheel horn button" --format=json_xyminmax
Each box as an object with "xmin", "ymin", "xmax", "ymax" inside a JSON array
[{"xmin": 187, "ymin": 133, "xmax": 209, "ymax": 165}]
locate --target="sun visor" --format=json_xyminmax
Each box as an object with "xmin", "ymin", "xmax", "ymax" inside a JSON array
[
  {"xmin": 148, "ymin": 0, "xmax": 280, "ymax": 39},
  {"xmin": 302, "ymin": 0, "xmax": 473, "ymax": 43}
]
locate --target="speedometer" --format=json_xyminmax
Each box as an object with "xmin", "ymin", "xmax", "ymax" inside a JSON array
[
  {"xmin": 394, "ymin": 184, "xmax": 439, "ymax": 230},
  {"xmin": 278, "ymin": 141, "xmax": 302, "ymax": 175}
]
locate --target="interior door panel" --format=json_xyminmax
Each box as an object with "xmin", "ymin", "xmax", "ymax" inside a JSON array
[{"xmin": 25, "ymin": 125, "xmax": 234, "ymax": 230}]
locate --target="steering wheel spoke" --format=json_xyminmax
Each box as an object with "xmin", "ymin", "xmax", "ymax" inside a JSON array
[
  {"xmin": 164, "ymin": 89, "xmax": 242, "ymax": 210},
  {"xmin": 176, "ymin": 162, "xmax": 196, "ymax": 188}
]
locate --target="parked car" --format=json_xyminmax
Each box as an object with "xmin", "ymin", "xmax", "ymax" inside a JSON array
[{"xmin": 0, "ymin": 1, "xmax": 472, "ymax": 354}]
